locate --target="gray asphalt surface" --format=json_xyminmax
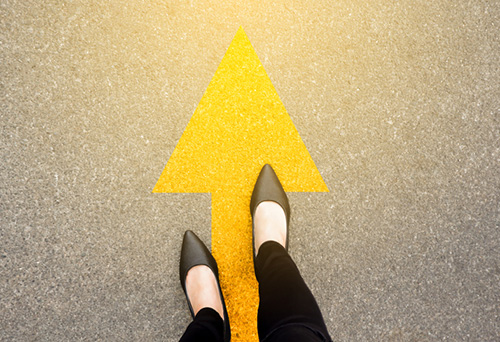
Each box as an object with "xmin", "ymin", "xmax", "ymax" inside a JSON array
[{"xmin": 1, "ymin": 1, "xmax": 499, "ymax": 341}]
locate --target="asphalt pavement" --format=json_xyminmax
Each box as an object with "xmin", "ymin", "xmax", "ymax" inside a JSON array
[{"xmin": 1, "ymin": 1, "xmax": 499, "ymax": 341}]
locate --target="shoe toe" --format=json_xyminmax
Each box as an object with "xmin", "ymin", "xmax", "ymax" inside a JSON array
[
  {"xmin": 179, "ymin": 230, "xmax": 218, "ymax": 294},
  {"xmin": 250, "ymin": 164, "xmax": 290, "ymax": 225}
]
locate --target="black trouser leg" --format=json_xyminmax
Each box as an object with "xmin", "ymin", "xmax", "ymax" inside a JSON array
[
  {"xmin": 179, "ymin": 308, "xmax": 224, "ymax": 342},
  {"xmin": 255, "ymin": 241, "xmax": 332, "ymax": 342}
]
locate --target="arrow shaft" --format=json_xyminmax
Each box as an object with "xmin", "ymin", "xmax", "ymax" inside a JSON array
[{"xmin": 211, "ymin": 191, "xmax": 259, "ymax": 341}]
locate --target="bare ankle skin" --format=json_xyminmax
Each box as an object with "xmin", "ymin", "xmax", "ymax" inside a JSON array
[
  {"xmin": 185, "ymin": 265, "xmax": 224, "ymax": 320},
  {"xmin": 254, "ymin": 201, "xmax": 287, "ymax": 256}
]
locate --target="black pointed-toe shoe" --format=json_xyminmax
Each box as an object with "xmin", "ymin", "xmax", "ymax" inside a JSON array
[
  {"xmin": 250, "ymin": 164, "xmax": 291, "ymax": 264},
  {"xmin": 179, "ymin": 230, "xmax": 230, "ymax": 342}
]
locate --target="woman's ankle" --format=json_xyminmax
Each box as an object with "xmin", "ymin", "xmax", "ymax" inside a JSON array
[
  {"xmin": 254, "ymin": 201, "xmax": 287, "ymax": 256},
  {"xmin": 185, "ymin": 265, "xmax": 224, "ymax": 320}
]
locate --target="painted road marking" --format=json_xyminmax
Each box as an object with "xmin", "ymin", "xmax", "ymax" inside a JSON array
[{"xmin": 154, "ymin": 26, "xmax": 328, "ymax": 341}]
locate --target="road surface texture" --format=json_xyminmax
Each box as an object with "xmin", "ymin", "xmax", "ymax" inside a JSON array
[{"xmin": 1, "ymin": 1, "xmax": 499, "ymax": 341}]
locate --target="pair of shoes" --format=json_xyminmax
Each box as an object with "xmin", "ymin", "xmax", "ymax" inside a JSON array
[
  {"xmin": 179, "ymin": 230, "xmax": 231, "ymax": 342},
  {"xmin": 250, "ymin": 164, "xmax": 291, "ymax": 268},
  {"xmin": 178, "ymin": 165, "xmax": 288, "ymax": 341}
]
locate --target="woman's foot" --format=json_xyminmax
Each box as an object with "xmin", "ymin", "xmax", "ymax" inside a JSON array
[
  {"xmin": 253, "ymin": 201, "xmax": 287, "ymax": 257},
  {"xmin": 185, "ymin": 265, "xmax": 224, "ymax": 320}
]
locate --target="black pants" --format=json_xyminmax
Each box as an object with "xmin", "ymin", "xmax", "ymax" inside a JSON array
[{"xmin": 179, "ymin": 241, "xmax": 332, "ymax": 341}]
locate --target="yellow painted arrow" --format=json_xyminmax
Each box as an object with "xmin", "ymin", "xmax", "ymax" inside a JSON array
[{"xmin": 154, "ymin": 26, "xmax": 328, "ymax": 341}]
